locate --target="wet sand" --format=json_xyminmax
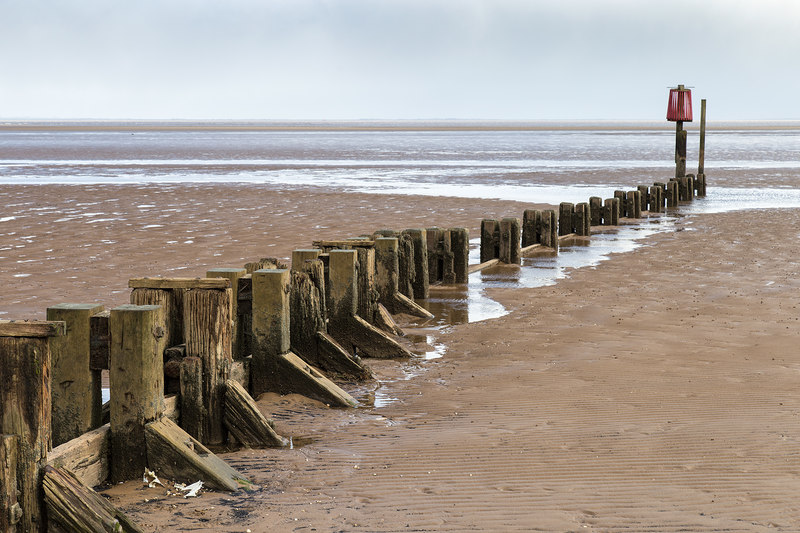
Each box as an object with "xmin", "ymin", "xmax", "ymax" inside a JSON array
[
  {"xmin": 4, "ymin": 185, "xmax": 800, "ymax": 531},
  {"xmin": 0, "ymin": 184, "xmax": 536, "ymax": 319}
]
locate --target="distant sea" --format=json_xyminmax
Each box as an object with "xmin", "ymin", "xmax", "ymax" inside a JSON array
[{"xmin": 2, "ymin": 121, "xmax": 800, "ymax": 211}]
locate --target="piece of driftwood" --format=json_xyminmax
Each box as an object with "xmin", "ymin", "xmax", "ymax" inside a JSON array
[
  {"xmin": 144, "ymin": 417, "xmax": 254, "ymax": 492},
  {"xmin": 43, "ymin": 465, "xmax": 144, "ymax": 533},
  {"xmin": 47, "ymin": 424, "xmax": 110, "ymax": 489},
  {"xmin": 223, "ymin": 380, "xmax": 287, "ymax": 448},
  {"xmin": 1, "ymin": 435, "xmax": 21, "ymax": 532}
]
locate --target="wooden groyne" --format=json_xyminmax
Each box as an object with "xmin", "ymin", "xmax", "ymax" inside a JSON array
[{"xmin": 1, "ymin": 170, "xmax": 707, "ymax": 531}]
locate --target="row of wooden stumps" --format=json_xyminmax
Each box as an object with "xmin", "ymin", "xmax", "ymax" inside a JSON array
[
  {"xmin": 479, "ymin": 178, "xmax": 707, "ymax": 266},
  {"xmin": 0, "ymin": 225, "xmax": 470, "ymax": 532}
]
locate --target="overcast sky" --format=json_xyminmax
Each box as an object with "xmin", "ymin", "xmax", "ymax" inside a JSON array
[{"xmin": 1, "ymin": 0, "xmax": 798, "ymax": 121}]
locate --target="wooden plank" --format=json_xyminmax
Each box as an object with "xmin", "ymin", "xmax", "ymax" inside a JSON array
[
  {"xmin": 0, "ymin": 320, "xmax": 65, "ymax": 337},
  {"xmin": 47, "ymin": 424, "xmax": 109, "ymax": 489},
  {"xmin": 128, "ymin": 277, "xmax": 230, "ymax": 290},
  {"xmin": 223, "ymin": 380, "xmax": 287, "ymax": 448},
  {"xmin": 312, "ymin": 240, "xmax": 375, "ymax": 248},
  {"xmin": 468, "ymin": 258, "xmax": 500, "ymax": 274},
  {"xmin": 43, "ymin": 465, "xmax": 144, "ymax": 533},
  {"xmin": 145, "ymin": 417, "xmax": 254, "ymax": 492},
  {"xmin": 179, "ymin": 357, "xmax": 204, "ymax": 443}
]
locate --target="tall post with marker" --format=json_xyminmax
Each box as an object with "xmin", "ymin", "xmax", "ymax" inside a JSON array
[{"xmin": 667, "ymin": 84, "xmax": 693, "ymax": 178}]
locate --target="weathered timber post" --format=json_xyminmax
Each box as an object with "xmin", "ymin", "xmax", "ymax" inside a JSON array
[
  {"xmin": 686, "ymin": 174, "xmax": 695, "ymax": 201},
  {"xmin": 251, "ymin": 269, "xmax": 290, "ymax": 397},
  {"xmin": 354, "ymin": 245, "xmax": 379, "ymax": 324},
  {"xmin": 46, "ymin": 304, "xmax": 104, "ymax": 447},
  {"xmin": 182, "ymin": 287, "xmax": 232, "ymax": 445},
  {"xmin": 0, "ymin": 321, "xmax": 65, "ymax": 532},
  {"xmin": 574, "ymin": 203, "xmax": 590, "ymax": 236},
  {"xmin": 637, "ymin": 186, "xmax": 649, "ymax": 212},
  {"xmin": 480, "ymin": 219, "xmax": 500, "ymax": 263},
  {"xmin": 373, "ymin": 238, "xmax": 433, "ymax": 319},
  {"xmin": 109, "ymin": 305, "xmax": 165, "ymax": 483},
  {"xmin": 449, "ymin": 228, "xmax": 469, "ymax": 284},
  {"xmin": 522, "ymin": 209, "xmax": 540, "ymax": 247},
  {"xmin": 206, "ymin": 268, "xmax": 247, "ymax": 360},
  {"xmin": 666, "ymin": 180, "xmax": 679, "ymax": 207},
  {"xmin": 402, "ymin": 229, "xmax": 429, "ymax": 300},
  {"xmin": 676, "ymin": 126, "xmax": 687, "ymax": 178},
  {"xmin": 558, "ymin": 203, "xmax": 574, "ymax": 236},
  {"xmin": 648, "ymin": 185, "xmax": 663, "ymax": 213},
  {"xmin": 499, "ymin": 217, "xmax": 521, "ymax": 264},
  {"xmin": 1, "ymin": 434, "xmax": 21, "ymax": 532},
  {"xmin": 373, "ymin": 231, "xmax": 415, "ymax": 299},
  {"xmin": 605, "ymin": 198, "xmax": 621, "ymax": 225},
  {"xmin": 291, "ymin": 249, "xmax": 322, "ymax": 271},
  {"xmin": 290, "ymin": 263, "xmax": 370, "ymax": 380},
  {"xmin": 252, "ymin": 268, "xmax": 356, "ymax": 406},
  {"xmin": 425, "ymin": 228, "xmax": 445, "ymax": 283},
  {"xmin": 541, "ymin": 210, "xmax": 558, "ymax": 251},
  {"xmin": 130, "ymin": 285, "xmax": 183, "ymax": 351},
  {"xmin": 375, "ymin": 238, "xmax": 400, "ymax": 308},
  {"xmin": 614, "ymin": 190, "xmax": 627, "ymax": 218},
  {"xmin": 328, "ymin": 250, "xmax": 412, "ymax": 359},
  {"xmin": 179, "ymin": 356, "xmax": 204, "ymax": 443},
  {"xmin": 626, "ymin": 191, "xmax": 642, "ymax": 218},
  {"xmin": 698, "ymin": 98, "xmax": 706, "ymax": 176},
  {"xmin": 589, "ymin": 197, "xmax": 602, "ymax": 225}
]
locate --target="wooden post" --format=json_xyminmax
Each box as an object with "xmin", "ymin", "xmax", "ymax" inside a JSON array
[
  {"xmin": 374, "ymin": 238, "xmax": 399, "ymax": 308},
  {"xmin": 251, "ymin": 269, "xmax": 290, "ymax": 397},
  {"xmin": 2, "ymin": 434, "xmax": 21, "ymax": 533},
  {"xmin": 522, "ymin": 209, "xmax": 540, "ymax": 247},
  {"xmin": 182, "ymin": 288, "xmax": 232, "ymax": 445},
  {"xmin": 130, "ymin": 287, "xmax": 183, "ymax": 351},
  {"xmin": 626, "ymin": 191, "xmax": 641, "ymax": 218},
  {"xmin": 179, "ymin": 356, "xmax": 204, "ymax": 443},
  {"xmin": 425, "ymin": 227, "xmax": 444, "ymax": 283},
  {"xmin": 637, "ymin": 186, "xmax": 649, "ymax": 212},
  {"xmin": 252, "ymin": 267, "xmax": 358, "ymax": 406},
  {"xmin": 604, "ymin": 198, "xmax": 620, "ymax": 226},
  {"xmin": 355, "ymin": 246, "xmax": 379, "ymax": 324},
  {"xmin": 649, "ymin": 185, "xmax": 663, "ymax": 213},
  {"xmin": 480, "ymin": 219, "xmax": 500, "ymax": 263},
  {"xmin": 46, "ymin": 304, "xmax": 104, "ymax": 447},
  {"xmin": 667, "ymin": 180, "xmax": 679, "ymax": 207},
  {"xmin": 402, "ymin": 229, "xmax": 429, "ymax": 300},
  {"xmin": 698, "ymin": 98, "xmax": 706, "ymax": 176},
  {"xmin": 574, "ymin": 203, "xmax": 590, "ymax": 236},
  {"xmin": 676, "ymin": 122, "xmax": 687, "ymax": 178},
  {"xmin": 206, "ymin": 268, "xmax": 247, "ymax": 360},
  {"xmin": 499, "ymin": 218, "xmax": 521, "ymax": 264},
  {"xmin": 589, "ymin": 197, "xmax": 602, "ymax": 225},
  {"xmin": 108, "ymin": 305, "xmax": 165, "ymax": 483},
  {"xmin": 0, "ymin": 320, "xmax": 65, "ymax": 533},
  {"xmin": 614, "ymin": 190, "xmax": 627, "ymax": 218},
  {"xmin": 291, "ymin": 249, "xmax": 321, "ymax": 271},
  {"xmin": 541, "ymin": 210, "xmax": 558, "ymax": 251},
  {"xmin": 558, "ymin": 203, "xmax": 574, "ymax": 236},
  {"xmin": 449, "ymin": 228, "xmax": 469, "ymax": 284}
]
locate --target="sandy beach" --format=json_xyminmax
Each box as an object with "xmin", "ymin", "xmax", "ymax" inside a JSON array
[{"xmin": 4, "ymin": 182, "xmax": 798, "ymax": 531}]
